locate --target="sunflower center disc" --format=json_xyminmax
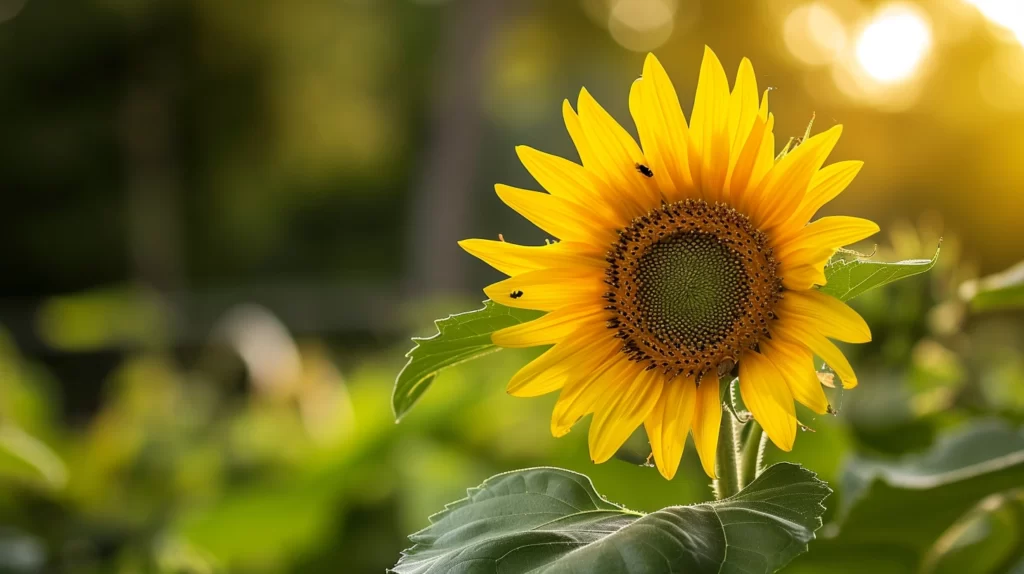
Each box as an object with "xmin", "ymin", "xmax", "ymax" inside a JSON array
[
  {"xmin": 634, "ymin": 233, "xmax": 749, "ymax": 350},
  {"xmin": 604, "ymin": 199, "xmax": 782, "ymax": 381}
]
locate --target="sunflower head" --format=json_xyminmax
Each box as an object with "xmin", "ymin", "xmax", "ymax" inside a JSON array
[{"xmin": 459, "ymin": 47, "xmax": 878, "ymax": 480}]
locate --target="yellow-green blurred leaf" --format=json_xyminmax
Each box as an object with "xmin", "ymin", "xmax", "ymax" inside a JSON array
[
  {"xmin": 960, "ymin": 260, "xmax": 1024, "ymax": 312},
  {"xmin": 35, "ymin": 287, "xmax": 168, "ymax": 352},
  {"xmin": 0, "ymin": 424, "xmax": 67, "ymax": 490}
]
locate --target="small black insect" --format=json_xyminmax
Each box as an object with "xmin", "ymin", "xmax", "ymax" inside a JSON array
[
  {"xmin": 635, "ymin": 163, "xmax": 654, "ymax": 178},
  {"xmin": 510, "ymin": 290, "xmax": 524, "ymax": 299}
]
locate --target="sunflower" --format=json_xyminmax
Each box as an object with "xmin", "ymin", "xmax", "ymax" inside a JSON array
[{"xmin": 459, "ymin": 47, "xmax": 877, "ymax": 480}]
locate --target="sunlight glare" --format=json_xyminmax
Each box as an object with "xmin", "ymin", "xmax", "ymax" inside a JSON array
[
  {"xmin": 964, "ymin": 0, "xmax": 1024, "ymax": 45},
  {"xmin": 855, "ymin": 5, "xmax": 932, "ymax": 84}
]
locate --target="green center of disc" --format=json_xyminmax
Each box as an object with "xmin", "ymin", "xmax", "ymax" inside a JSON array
[{"xmin": 634, "ymin": 232, "xmax": 750, "ymax": 349}]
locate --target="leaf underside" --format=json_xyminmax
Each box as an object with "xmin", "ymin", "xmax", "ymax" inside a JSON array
[{"xmin": 391, "ymin": 463, "xmax": 831, "ymax": 574}]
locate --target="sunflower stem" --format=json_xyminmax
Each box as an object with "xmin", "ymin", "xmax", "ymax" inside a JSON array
[
  {"xmin": 712, "ymin": 405, "xmax": 744, "ymax": 500},
  {"xmin": 738, "ymin": 421, "xmax": 765, "ymax": 489}
]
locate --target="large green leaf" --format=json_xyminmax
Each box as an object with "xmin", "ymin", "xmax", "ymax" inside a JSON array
[
  {"xmin": 393, "ymin": 301, "xmax": 542, "ymax": 421},
  {"xmin": 819, "ymin": 247, "xmax": 940, "ymax": 302},
  {"xmin": 391, "ymin": 463, "xmax": 830, "ymax": 574},
  {"xmin": 788, "ymin": 421, "xmax": 1024, "ymax": 573},
  {"xmin": 960, "ymin": 260, "xmax": 1024, "ymax": 312},
  {"xmin": 836, "ymin": 420, "xmax": 1024, "ymax": 552}
]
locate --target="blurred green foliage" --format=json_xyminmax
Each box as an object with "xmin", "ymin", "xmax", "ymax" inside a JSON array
[{"xmin": 0, "ymin": 313, "xmax": 715, "ymax": 572}]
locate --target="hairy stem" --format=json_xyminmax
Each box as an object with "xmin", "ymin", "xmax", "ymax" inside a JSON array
[
  {"xmin": 739, "ymin": 421, "xmax": 766, "ymax": 489},
  {"xmin": 712, "ymin": 406, "xmax": 743, "ymax": 500}
]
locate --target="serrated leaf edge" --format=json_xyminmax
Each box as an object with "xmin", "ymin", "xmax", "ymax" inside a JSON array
[
  {"xmin": 392, "ymin": 301, "xmax": 534, "ymax": 421},
  {"xmin": 821, "ymin": 244, "xmax": 940, "ymax": 302}
]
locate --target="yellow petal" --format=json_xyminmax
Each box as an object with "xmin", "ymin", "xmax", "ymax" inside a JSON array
[
  {"xmin": 779, "ymin": 290, "xmax": 872, "ymax": 344},
  {"xmin": 644, "ymin": 376, "xmax": 697, "ymax": 480},
  {"xmin": 812, "ymin": 337, "xmax": 858, "ymax": 388},
  {"xmin": 778, "ymin": 244, "xmax": 835, "ymax": 289},
  {"xmin": 688, "ymin": 46, "xmax": 732, "ymax": 203},
  {"xmin": 787, "ymin": 160, "xmax": 864, "ymax": 230},
  {"xmin": 629, "ymin": 53, "xmax": 694, "ymax": 202},
  {"xmin": 506, "ymin": 328, "xmax": 618, "ymax": 397},
  {"xmin": 629, "ymin": 82, "xmax": 676, "ymax": 203},
  {"xmin": 739, "ymin": 351, "xmax": 797, "ymax": 451},
  {"xmin": 458, "ymin": 239, "xmax": 604, "ymax": 277},
  {"xmin": 727, "ymin": 58, "xmax": 760, "ymax": 164},
  {"xmin": 551, "ymin": 357, "xmax": 635, "ymax": 437},
  {"xmin": 776, "ymin": 216, "xmax": 880, "ymax": 260},
  {"xmin": 780, "ymin": 261, "xmax": 829, "ymax": 291},
  {"xmin": 726, "ymin": 111, "xmax": 769, "ymax": 210},
  {"xmin": 563, "ymin": 99, "xmax": 601, "ymax": 170},
  {"xmin": 761, "ymin": 338, "xmax": 829, "ymax": 415},
  {"xmin": 589, "ymin": 367, "xmax": 664, "ymax": 463},
  {"xmin": 775, "ymin": 322, "xmax": 859, "ymax": 388},
  {"xmin": 564, "ymin": 101, "xmax": 648, "ymax": 219},
  {"xmin": 492, "ymin": 304, "xmax": 607, "ymax": 348},
  {"xmin": 495, "ymin": 184, "xmax": 613, "ymax": 245},
  {"xmin": 691, "ymin": 375, "xmax": 722, "ymax": 479},
  {"xmin": 577, "ymin": 88, "xmax": 662, "ymax": 209},
  {"xmin": 483, "ymin": 267, "xmax": 604, "ymax": 311},
  {"xmin": 748, "ymin": 112, "xmax": 776, "ymax": 193},
  {"xmin": 515, "ymin": 146, "xmax": 626, "ymax": 228},
  {"xmin": 748, "ymin": 125, "xmax": 843, "ymax": 232}
]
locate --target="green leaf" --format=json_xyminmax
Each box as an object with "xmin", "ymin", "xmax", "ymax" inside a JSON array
[
  {"xmin": 391, "ymin": 463, "xmax": 831, "ymax": 574},
  {"xmin": 960, "ymin": 260, "xmax": 1024, "ymax": 312},
  {"xmin": 392, "ymin": 301, "xmax": 543, "ymax": 421},
  {"xmin": 787, "ymin": 421, "xmax": 1024, "ymax": 573},
  {"xmin": 819, "ymin": 246, "xmax": 940, "ymax": 302},
  {"xmin": 836, "ymin": 420, "xmax": 1024, "ymax": 553}
]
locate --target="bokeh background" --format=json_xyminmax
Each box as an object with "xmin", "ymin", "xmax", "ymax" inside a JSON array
[{"xmin": 2, "ymin": 0, "xmax": 1024, "ymax": 572}]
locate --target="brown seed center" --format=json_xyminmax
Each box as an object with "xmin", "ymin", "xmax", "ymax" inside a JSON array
[{"xmin": 604, "ymin": 199, "xmax": 782, "ymax": 381}]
